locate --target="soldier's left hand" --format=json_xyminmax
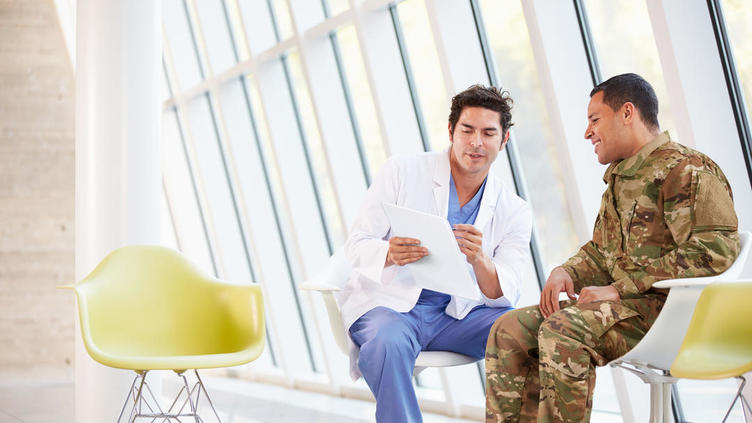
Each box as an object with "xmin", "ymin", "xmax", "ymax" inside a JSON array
[
  {"xmin": 453, "ymin": 224, "xmax": 485, "ymax": 265},
  {"xmin": 577, "ymin": 285, "xmax": 620, "ymax": 304}
]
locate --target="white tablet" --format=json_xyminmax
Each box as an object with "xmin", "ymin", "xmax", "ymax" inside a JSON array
[{"xmin": 383, "ymin": 203, "xmax": 480, "ymax": 300}]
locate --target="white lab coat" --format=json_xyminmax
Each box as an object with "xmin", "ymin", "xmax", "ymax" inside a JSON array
[{"xmin": 336, "ymin": 150, "xmax": 533, "ymax": 379}]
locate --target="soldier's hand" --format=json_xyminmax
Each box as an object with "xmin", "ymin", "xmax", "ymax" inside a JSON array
[
  {"xmin": 577, "ymin": 285, "xmax": 619, "ymax": 304},
  {"xmin": 385, "ymin": 237, "xmax": 428, "ymax": 266},
  {"xmin": 540, "ymin": 267, "xmax": 577, "ymax": 318}
]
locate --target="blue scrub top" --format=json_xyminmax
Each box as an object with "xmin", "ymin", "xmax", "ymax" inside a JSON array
[{"xmin": 417, "ymin": 174, "xmax": 488, "ymax": 306}]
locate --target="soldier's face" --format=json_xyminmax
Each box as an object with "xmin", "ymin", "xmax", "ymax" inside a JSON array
[
  {"xmin": 584, "ymin": 92, "xmax": 630, "ymax": 164},
  {"xmin": 449, "ymin": 106, "xmax": 509, "ymax": 178}
]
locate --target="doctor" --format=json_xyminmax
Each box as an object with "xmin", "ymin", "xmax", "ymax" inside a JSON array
[{"xmin": 338, "ymin": 84, "xmax": 533, "ymax": 423}]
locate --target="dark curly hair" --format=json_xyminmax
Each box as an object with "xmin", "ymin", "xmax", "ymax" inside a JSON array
[{"xmin": 448, "ymin": 84, "xmax": 514, "ymax": 134}]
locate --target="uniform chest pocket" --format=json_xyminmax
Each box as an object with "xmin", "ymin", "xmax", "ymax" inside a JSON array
[{"xmin": 627, "ymin": 201, "xmax": 663, "ymax": 264}]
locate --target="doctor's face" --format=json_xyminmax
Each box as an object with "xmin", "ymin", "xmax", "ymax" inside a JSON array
[{"xmin": 449, "ymin": 106, "xmax": 508, "ymax": 178}]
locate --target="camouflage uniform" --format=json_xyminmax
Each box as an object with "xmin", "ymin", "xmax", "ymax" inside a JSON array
[{"xmin": 486, "ymin": 132, "xmax": 740, "ymax": 423}]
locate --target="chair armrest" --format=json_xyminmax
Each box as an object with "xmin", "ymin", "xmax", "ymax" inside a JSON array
[
  {"xmin": 299, "ymin": 278, "xmax": 342, "ymax": 292},
  {"xmin": 653, "ymin": 277, "xmax": 717, "ymax": 289},
  {"xmin": 653, "ymin": 275, "xmax": 743, "ymax": 289}
]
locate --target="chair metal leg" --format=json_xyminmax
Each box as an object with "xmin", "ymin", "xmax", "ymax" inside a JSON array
[
  {"xmin": 662, "ymin": 383, "xmax": 672, "ymax": 423},
  {"xmin": 117, "ymin": 373, "xmax": 139, "ymax": 423},
  {"xmin": 722, "ymin": 376, "xmax": 749, "ymax": 423},
  {"xmin": 180, "ymin": 372, "xmax": 202, "ymax": 423},
  {"xmin": 116, "ymin": 370, "xmax": 220, "ymax": 423},
  {"xmin": 648, "ymin": 381, "xmax": 675, "ymax": 423},
  {"xmin": 194, "ymin": 370, "xmax": 222, "ymax": 423}
]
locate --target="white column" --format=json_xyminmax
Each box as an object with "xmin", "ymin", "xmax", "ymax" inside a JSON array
[{"xmin": 75, "ymin": 1, "xmax": 161, "ymax": 422}]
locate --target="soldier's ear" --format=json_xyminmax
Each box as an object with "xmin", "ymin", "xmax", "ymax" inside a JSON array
[{"xmin": 622, "ymin": 102, "xmax": 635, "ymax": 125}]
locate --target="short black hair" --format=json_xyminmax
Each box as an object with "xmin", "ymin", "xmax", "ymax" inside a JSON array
[
  {"xmin": 448, "ymin": 84, "xmax": 514, "ymax": 134},
  {"xmin": 590, "ymin": 73, "xmax": 659, "ymax": 130}
]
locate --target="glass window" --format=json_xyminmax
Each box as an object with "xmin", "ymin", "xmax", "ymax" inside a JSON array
[
  {"xmin": 184, "ymin": 94, "xmax": 253, "ymax": 282},
  {"xmin": 676, "ymin": 379, "xmax": 745, "ymax": 421},
  {"xmin": 584, "ymin": 0, "xmax": 677, "ymax": 137},
  {"xmin": 721, "ymin": 0, "xmax": 752, "ymax": 125},
  {"xmin": 236, "ymin": 0, "xmax": 278, "ymax": 55},
  {"xmin": 479, "ymin": 0, "xmax": 621, "ymax": 416},
  {"xmin": 271, "ymin": 0, "xmax": 295, "ymax": 40},
  {"xmin": 218, "ymin": 76, "xmax": 324, "ymax": 374},
  {"xmin": 336, "ymin": 25, "xmax": 389, "ymax": 175},
  {"xmin": 193, "ymin": 0, "xmax": 237, "ymax": 74},
  {"xmin": 478, "ymin": 0, "xmax": 579, "ymax": 278},
  {"xmin": 223, "ymin": 0, "xmax": 251, "ymax": 61},
  {"xmin": 161, "ymin": 109, "xmax": 215, "ymax": 275},
  {"xmin": 286, "ymin": 51, "xmax": 347, "ymax": 246},
  {"xmin": 161, "ymin": 188, "xmax": 179, "ymax": 250},
  {"xmin": 161, "ymin": 66, "xmax": 171, "ymax": 103},
  {"xmin": 395, "ymin": 0, "xmax": 451, "ymax": 151},
  {"xmin": 323, "ymin": 0, "xmax": 349, "ymax": 17},
  {"xmin": 163, "ymin": 0, "xmax": 203, "ymax": 90}
]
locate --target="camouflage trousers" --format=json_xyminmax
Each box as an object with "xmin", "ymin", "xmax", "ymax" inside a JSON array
[{"xmin": 485, "ymin": 298, "xmax": 664, "ymax": 423}]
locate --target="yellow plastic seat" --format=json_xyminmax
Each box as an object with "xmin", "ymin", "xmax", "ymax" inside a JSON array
[
  {"xmin": 61, "ymin": 245, "xmax": 265, "ymax": 422},
  {"xmin": 670, "ymin": 282, "xmax": 752, "ymax": 421}
]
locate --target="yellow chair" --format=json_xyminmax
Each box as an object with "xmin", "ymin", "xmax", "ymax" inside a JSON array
[
  {"xmin": 60, "ymin": 245, "xmax": 265, "ymax": 423},
  {"xmin": 670, "ymin": 282, "xmax": 752, "ymax": 422}
]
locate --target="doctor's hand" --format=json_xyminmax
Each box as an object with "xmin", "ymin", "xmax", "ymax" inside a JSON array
[
  {"xmin": 539, "ymin": 267, "xmax": 577, "ymax": 318},
  {"xmin": 453, "ymin": 224, "xmax": 486, "ymax": 265},
  {"xmin": 385, "ymin": 237, "xmax": 428, "ymax": 266}
]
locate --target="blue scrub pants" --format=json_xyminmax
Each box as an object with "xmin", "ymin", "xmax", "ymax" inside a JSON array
[{"xmin": 349, "ymin": 291, "xmax": 512, "ymax": 423}]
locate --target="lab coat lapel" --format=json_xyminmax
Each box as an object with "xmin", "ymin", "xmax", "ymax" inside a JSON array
[
  {"xmin": 473, "ymin": 174, "xmax": 497, "ymax": 230},
  {"xmin": 433, "ymin": 152, "xmax": 450, "ymax": 217}
]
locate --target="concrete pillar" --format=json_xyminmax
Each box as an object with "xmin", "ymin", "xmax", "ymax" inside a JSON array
[{"xmin": 75, "ymin": 0, "xmax": 161, "ymax": 421}]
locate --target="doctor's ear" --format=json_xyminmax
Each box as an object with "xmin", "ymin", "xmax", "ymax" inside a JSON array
[
  {"xmin": 448, "ymin": 122, "xmax": 454, "ymax": 143},
  {"xmin": 500, "ymin": 131, "xmax": 510, "ymax": 149}
]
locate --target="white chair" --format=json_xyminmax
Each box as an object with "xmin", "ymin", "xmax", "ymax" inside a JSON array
[
  {"xmin": 299, "ymin": 249, "xmax": 478, "ymax": 376},
  {"xmin": 609, "ymin": 231, "xmax": 751, "ymax": 423}
]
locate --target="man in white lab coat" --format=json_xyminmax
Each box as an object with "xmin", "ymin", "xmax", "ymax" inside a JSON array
[{"xmin": 338, "ymin": 85, "xmax": 533, "ymax": 423}]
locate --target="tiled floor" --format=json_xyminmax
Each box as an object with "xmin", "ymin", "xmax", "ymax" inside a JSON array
[{"xmin": 0, "ymin": 367, "xmax": 624, "ymax": 422}]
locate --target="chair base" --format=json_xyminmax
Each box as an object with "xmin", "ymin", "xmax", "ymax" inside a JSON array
[
  {"xmin": 117, "ymin": 369, "xmax": 222, "ymax": 423},
  {"xmin": 611, "ymin": 362, "xmax": 677, "ymax": 423}
]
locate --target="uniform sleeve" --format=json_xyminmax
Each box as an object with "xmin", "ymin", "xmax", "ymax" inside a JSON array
[
  {"xmin": 560, "ymin": 241, "xmax": 612, "ymax": 292},
  {"xmin": 610, "ymin": 159, "xmax": 740, "ymax": 299},
  {"xmin": 343, "ymin": 158, "xmax": 399, "ymax": 285},
  {"xmin": 482, "ymin": 200, "xmax": 533, "ymax": 307},
  {"xmin": 560, "ymin": 209, "xmax": 613, "ymax": 292}
]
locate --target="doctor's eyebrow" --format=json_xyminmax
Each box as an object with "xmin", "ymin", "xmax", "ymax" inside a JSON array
[{"xmin": 460, "ymin": 123, "xmax": 498, "ymax": 132}]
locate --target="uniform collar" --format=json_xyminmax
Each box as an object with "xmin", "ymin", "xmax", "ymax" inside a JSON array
[{"xmin": 603, "ymin": 131, "xmax": 671, "ymax": 182}]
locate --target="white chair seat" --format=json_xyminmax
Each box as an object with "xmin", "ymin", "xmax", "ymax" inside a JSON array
[{"xmin": 300, "ymin": 249, "xmax": 480, "ymax": 375}]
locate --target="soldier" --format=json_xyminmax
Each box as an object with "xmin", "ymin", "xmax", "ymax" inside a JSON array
[{"xmin": 485, "ymin": 73, "xmax": 740, "ymax": 423}]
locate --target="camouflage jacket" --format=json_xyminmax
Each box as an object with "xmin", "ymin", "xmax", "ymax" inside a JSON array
[{"xmin": 562, "ymin": 131, "xmax": 740, "ymax": 300}]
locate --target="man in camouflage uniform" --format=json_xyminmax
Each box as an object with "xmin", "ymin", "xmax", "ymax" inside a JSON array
[{"xmin": 485, "ymin": 73, "xmax": 740, "ymax": 423}]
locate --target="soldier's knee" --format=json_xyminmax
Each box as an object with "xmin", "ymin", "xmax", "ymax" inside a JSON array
[
  {"xmin": 538, "ymin": 308, "xmax": 577, "ymax": 341},
  {"xmin": 538, "ymin": 307, "xmax": 594, "ymax": 352}
]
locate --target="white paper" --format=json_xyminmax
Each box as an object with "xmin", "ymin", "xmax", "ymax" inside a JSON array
[{"xmin": 383, "ymin": 203, "xmax": 480, "ymax": 300}]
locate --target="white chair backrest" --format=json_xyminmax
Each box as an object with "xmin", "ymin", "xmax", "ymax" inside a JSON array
[
  {"xmin": 613, "ymin": 231, "xmax": 751, "ymax": 370},
  {"xmin": 324, "ymin": 249, "xmax": 353, "ymax": 288},
  {"xmin": 722, "ymin": 230, "xmax": 750, "ymax": 276}
]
